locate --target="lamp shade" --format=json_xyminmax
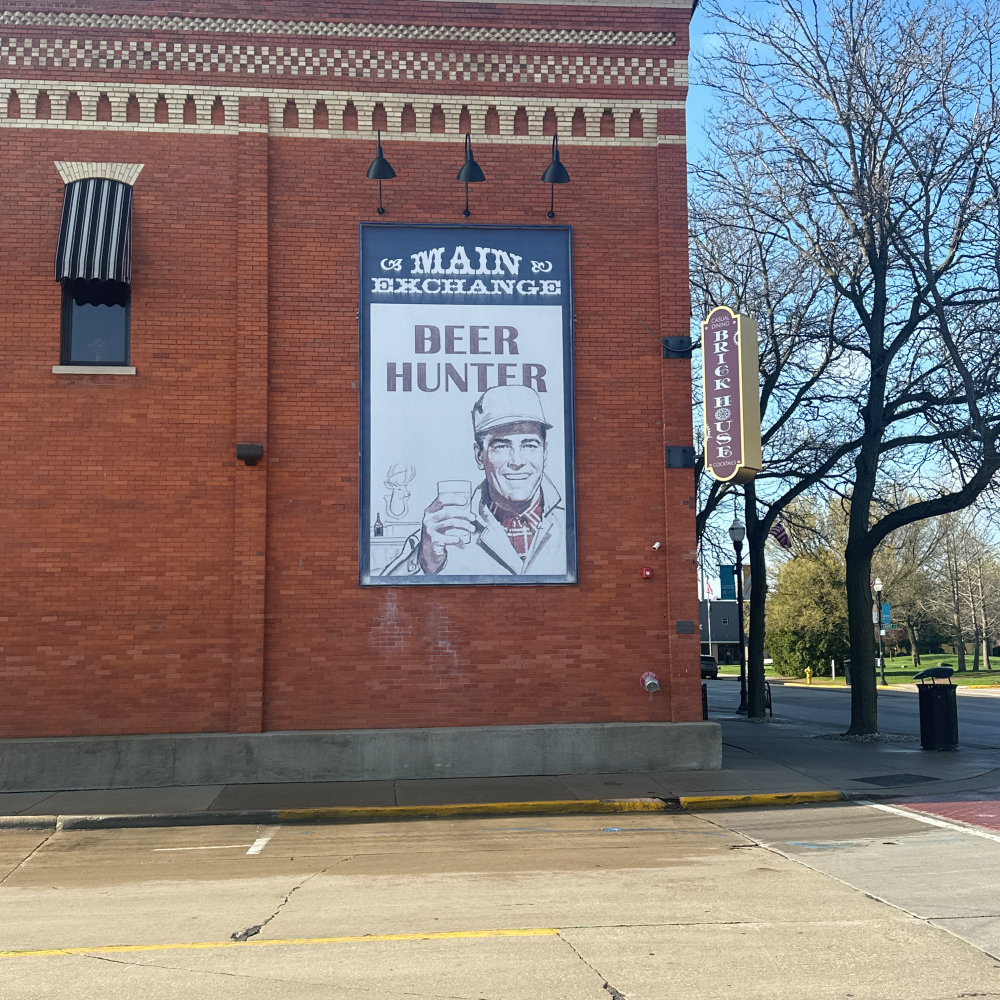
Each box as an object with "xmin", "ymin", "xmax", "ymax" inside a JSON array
[
  {"xmin": 457, "ymin": 134, "xmax": 485, "ymax": 183},
  {"xmin": 541, "ymin": 135, "xmax": 570, "ymax": 184},
  {"xmin": 365, "ymin": 131, "xmax": 396, "ymax": 180},
  {"xmin": 729, "ymin": 518, "xmax": 746, "ymax": 544}
]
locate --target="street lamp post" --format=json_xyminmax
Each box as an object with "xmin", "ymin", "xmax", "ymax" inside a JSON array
[
  {"xmin": 874, "ymin": 577, "xmax": 887, "ymax": 686},
  {"xmin": 729, "ymin": 517, "xmax": 748, "ymax": 714}
]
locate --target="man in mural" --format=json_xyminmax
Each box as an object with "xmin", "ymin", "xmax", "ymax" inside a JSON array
[{"xmin": 382, "ymin": 384, "xmax": 567, "ymax": 577}]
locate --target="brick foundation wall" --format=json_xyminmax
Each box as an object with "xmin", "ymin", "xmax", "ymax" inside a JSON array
[{"xmin": 0, "ymin": 0, "xmax": 701, "ymax": 739}]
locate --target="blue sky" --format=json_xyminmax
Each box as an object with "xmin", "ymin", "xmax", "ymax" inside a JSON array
[{"xmin": 686, "ymin": 2, "xmax": 717, "ymax": 163}]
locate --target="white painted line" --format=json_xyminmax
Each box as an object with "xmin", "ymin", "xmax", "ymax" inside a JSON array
[
  {"xmin": 861, "ymin": 800, "xmax": 1000, "ymax": 844},
  {"xmin": 247, "ymin": 826, "xmax": 280, "ymax": 855},
  {"xmin": 153, "ymin": 845, "xmax": 251, "ymax": 852}
]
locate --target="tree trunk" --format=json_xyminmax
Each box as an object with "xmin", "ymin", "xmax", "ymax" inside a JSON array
[
  {"xmin": 845, "ymin": 543, "xmax": 879, "ymax": 734},
  {"xmin": 975, "ymin": 559, "xmax": 990, "ymax": 671},
  {"xmin": 954, "ymin": 613, "xmax": 967, "ymax": 671},
  {"xmin": 945, "ymin": 520, "xmax": 967, "ymax": 670},
  {"xmin": 907, "ymin": 624, "xmax": 921, "ymax": 668},
  {"xmin": 845, "ymin": 402, "xmax": 883, "ymax": 735}
]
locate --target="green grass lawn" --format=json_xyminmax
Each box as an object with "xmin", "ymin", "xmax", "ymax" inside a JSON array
[{"xmin": 718, "ymin": 654, "xmax": 1000, "ymax": 686}]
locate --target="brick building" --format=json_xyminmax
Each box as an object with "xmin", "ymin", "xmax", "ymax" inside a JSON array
[{"xmin": 1, "ymin": 0, "xmax": 717, "ymax": 789}]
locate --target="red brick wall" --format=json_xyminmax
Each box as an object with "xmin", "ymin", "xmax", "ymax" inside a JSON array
[{"xmin": 0, "ymin": 0, "xmax": 701, "ymax": 738}]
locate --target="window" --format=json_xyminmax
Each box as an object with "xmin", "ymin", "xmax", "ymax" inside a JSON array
[
  {"xmin": 54, "ymin": 177, "xmax": 133, "ymax": 368},
  {"xmin": 60, "ymin": 278, "xmax": 129, "ymax": 365}
]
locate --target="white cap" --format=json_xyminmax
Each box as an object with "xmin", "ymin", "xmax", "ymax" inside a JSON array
[{"xmin": 471, "ymin": 385, "xmax": 552, "ymax": 436}]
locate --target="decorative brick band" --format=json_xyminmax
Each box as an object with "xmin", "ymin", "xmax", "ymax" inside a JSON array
[
  {"xmin": 0, "ymin": 10, "xmax": 676, "ymax": 47},
  {"xmin": 54, "ymin": 160, "xmax": 144, "ymax": 185},
  {"xmin": 2, "ymin": 80, "xmax": 681, "ymax": 142},
  {"xmin": 0, "ymin": 36, "xmax": 682, "ymax": 89}
]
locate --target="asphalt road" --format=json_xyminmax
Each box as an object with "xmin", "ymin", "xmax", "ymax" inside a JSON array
[
  {"xmin": 709, "ymin": 677, "xmax": 1000, "ymax": 748},
  {"xmin": 3, "ymin": 804, "xmax": 1000, "ymax": 999}
]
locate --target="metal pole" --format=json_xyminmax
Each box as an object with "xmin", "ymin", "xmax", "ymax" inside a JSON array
[
  {"xmin": 875, "ymin": 580, "xmax": 887, "ymax": 686},
  {"xmin": 735, "ymin": 539, "xmax": 748, "ymax": 714}
]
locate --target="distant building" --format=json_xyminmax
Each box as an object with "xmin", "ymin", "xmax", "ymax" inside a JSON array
[{"xmin": 700, "ymin": 600, "xmax": 742, "ymax": 664}]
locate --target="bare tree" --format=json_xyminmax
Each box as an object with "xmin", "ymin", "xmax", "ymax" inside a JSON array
[
  {"xmin": 695, "ymin": 0, "xmax": 1000, "ymax": 734},
  {"xmin": 923, "ymin": 509, "xmax": 1000, "ymax": 670},
  {"xmin": 690, "ymin": 184, "xmax": 857, "ymax": 717},
  {"xmin": 870, "ymin": 511, "xmax": 941, "ymax": 670}
]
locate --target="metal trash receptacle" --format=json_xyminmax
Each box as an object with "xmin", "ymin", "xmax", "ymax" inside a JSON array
[{"xmin": 916, "ymin": 675, "xmax": 958, "ymax": 750}]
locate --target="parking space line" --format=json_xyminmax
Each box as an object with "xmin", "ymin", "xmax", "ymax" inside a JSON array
[
  {"xmin": 152, "ymin": 845, "xmax": 252, "ymax": 852},
  {"xmin": 0, "ymin": 927, "xmax": 560, "ymax": 959},
  {"xmin": 247, "ymin": 826, "xmax": 279, "ymax": 855}
]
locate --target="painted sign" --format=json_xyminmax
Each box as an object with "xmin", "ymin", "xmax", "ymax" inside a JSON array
[
  {"xmin": 359, "ymin": 224, "xmax": 577, "ymax": 586},
  {"xmin": 701, "ymin": 306, "xmax": 762, "ymax": 484}
]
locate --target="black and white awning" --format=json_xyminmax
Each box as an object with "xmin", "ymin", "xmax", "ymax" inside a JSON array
[{"xmin": 54, "ymin": 177, "xmax": 133, "ymax": 284}]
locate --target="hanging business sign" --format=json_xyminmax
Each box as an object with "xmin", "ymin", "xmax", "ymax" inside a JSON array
[
  {"xmin": 701, "ymin": 306, "xmax": 762, "ymax": 484},
  {"xmin": 359, "ymin": 224, "xmax": 577, "ymax": 586}
]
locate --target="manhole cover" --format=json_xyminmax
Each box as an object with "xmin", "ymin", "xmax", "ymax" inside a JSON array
[{"xmin": 854, "ymin": 773, "xmax": 940, "ymax": 787}]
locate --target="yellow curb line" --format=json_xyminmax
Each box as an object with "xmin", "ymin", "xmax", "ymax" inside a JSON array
[
  {"xmin": 679, "ymin": 791, "xmax": 842, "ymax": 810},
  {"xmin": 0, "ymin": 927, "xmax": 560, "ymax": 959},
  {"xmin": 276, "ymin": 798, "xmax": 667, "ymax": 822}
]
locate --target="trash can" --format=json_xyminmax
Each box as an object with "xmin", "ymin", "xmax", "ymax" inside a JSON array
[{"xmin": 917, "ymin": 677, "xmax": 958, "ymax": 750}]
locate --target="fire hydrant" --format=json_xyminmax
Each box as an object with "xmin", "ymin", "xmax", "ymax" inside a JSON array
[{"xmin": 805, "ymin": 667, "xmax": 813, "ymax": 685}]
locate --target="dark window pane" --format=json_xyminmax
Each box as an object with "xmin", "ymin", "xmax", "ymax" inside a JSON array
[{"xmin": 61, "ymin": 279, "xmax": 129, "ymax": 365}]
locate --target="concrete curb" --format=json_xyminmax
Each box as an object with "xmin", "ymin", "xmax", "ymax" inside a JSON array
[
  {"xmin": 274, "ymin": 798, "xmax": 671, "ymax": 822},
  {"xmin": 0, "ymin": 797, "xmax": 673, "ymax": 831},
  {"xmin": 6, "ymin": 788, "xmax": 962, "ymax": 829},
  {"xmin": 778, "ymin": 681, "xmax": 1000, "ymax": 693},
  {"xmin": 679, "ymin": 790, "xmax": 843, "ymax": 810}
]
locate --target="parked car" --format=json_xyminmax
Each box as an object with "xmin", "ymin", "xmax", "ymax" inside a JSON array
[{"xmin": 700, "ymin": 654, "xmax": 719, "ymax": 679}]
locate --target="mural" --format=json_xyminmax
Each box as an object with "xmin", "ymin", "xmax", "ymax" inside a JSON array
[{"xmin": 359, "ymin": 224, "xmax": 577, "ymax": 586}]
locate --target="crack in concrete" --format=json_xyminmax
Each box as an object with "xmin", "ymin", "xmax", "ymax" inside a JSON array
[
  {"xmin": 230, "ymin": 865, "xmax": 335, "ymax": 941},
  {"xmin": 557, "ymin": 930, "xmax": 630, "ymax": 1000},
  {"xmin": 83, "ymin": 952, "xmax": 505, "ymax": 996},
  {"xmin": 0, "ymin": 830, "xmax": 56, "ymax": 887},
  {"xmin": 81, "ymin": 951, "xmax": 342, "ymax": 987}
]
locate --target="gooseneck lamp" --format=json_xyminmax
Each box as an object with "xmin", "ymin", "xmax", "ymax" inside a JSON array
[
  {"xmin": 540, "ymin": 134, "xmax": 571, "ymax": 218},
  {"xmin": 365, "ymin": 130, "xmax": 396, "ymax": 215},
  {"xmin": 456, "ymin": 133, "xmax": 485, "ymax": 217}
]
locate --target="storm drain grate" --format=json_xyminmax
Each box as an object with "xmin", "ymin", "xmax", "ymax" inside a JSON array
[{"xmin": 853, "ymin": 773, "xmax": 940, "ymax": 787}]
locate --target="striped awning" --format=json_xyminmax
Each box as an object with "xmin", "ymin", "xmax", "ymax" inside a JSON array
[{"xmin": 54, "ymin": 177, "xmax": 133, "ymax": 284}]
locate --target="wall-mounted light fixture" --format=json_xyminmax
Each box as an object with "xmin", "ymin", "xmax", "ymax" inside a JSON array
[
  {"xmin": 365, "ymin": 130, "xmax": 396, "ymax": 215},
  {"xmin": 540, "ymin": 134, "xmax": 570, "ymax": 218},
  {"xmin": 236, "ymin": 443, "xmax": 264, "ymax": 466},
  {"xmin": 456, "ymin": 133, "xmax": 485, "ymax": 217}
]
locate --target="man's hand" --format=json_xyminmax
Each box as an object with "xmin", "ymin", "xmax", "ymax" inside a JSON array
[{"xmin": 417, "ymin": 498, "xmax": 476, "ymax": 574}]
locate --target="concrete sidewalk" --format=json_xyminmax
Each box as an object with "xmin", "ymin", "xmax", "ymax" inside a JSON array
[{"xmin": 3, "ymin": 705, "xmax": 999, "ymax": 829}]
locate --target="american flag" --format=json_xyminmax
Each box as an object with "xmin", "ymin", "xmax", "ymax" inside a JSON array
[{"xmin": 768, "ymin": 521, "xmax": 792, "ymax": 549}]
